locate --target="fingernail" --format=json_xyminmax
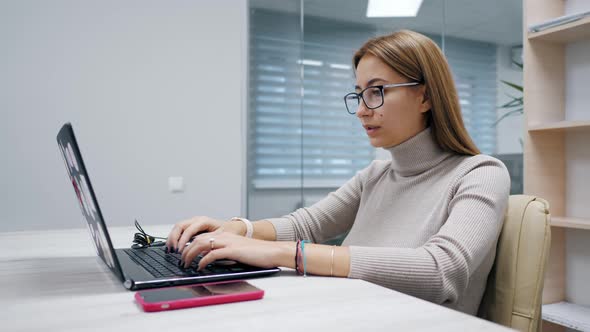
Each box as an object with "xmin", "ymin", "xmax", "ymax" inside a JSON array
[
  {"xmin": 178, "ymin": 260, "xmax": 183, "ymax": 267},
  {"xmin": 175, "ymin": 248, "xmax": 179, "ymax": 254},
  {"xmin": 164, "ymin": 247, "xmax": 169, "ymax": 254}
]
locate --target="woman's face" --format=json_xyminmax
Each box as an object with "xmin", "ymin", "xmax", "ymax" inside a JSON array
[{"xmin": 355, "ymin": 54, "xmax": 431, "ymax": 148}]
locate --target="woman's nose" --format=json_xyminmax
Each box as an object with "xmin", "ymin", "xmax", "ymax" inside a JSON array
[{"xmin": 356, "ymin": 99, "xmax": 372, "ymax": 118}]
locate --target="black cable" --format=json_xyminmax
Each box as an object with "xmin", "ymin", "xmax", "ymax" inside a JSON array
[{"xmin": 131, "ymin": 219, "xmax": 167, "ymax": 249}]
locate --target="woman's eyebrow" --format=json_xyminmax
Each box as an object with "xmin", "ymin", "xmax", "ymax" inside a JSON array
[{"xmin": 355, "ymin": 78, "xmax": 387, "ymax": 90}]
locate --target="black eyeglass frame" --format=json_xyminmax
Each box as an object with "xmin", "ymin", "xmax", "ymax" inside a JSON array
[{"xmin": 343, "ymin": 82, "xmax": 421, "ymax": 115}]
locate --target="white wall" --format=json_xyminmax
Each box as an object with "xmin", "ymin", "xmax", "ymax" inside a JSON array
[
  {"xmin": 495, "ymin": 45, "xmax": 524, "ymax": 154},
  {"xmin": 564, "ymin": 40, "xmax": 590, "ymax": 306},
  {"xmin": 565, "ymin": 129, "xmax": 590, "ymax": 306},
  {"xmin": 563, "ymin": 0, "xmax": 590, "ymax": 306},
  {"xmin": 565, "ymin": 0, "xmax": 590, "ymax": 13},
  {"xmin": 0, "ymin": 0, "xmax": 248, "ymax": 232}
]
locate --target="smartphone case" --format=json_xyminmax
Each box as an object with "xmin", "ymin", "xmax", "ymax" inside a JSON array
[{"xmin": 135, "ymin": 280, "xmax": 264, "ymax": 312}]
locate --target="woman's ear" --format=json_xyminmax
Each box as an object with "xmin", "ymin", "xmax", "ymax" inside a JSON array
[{"xmin": 420, "ymin": 87, "xmax": 432, "ymax": 113}]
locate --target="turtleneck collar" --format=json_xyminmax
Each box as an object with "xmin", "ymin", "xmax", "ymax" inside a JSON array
[{"xmin": 384, "ymin": 126, "xmax": 452, "ymax": 177}]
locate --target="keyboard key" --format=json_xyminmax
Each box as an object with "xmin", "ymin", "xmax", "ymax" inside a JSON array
[{"xmin": 123, "ymin": 248, "xmax": 246, "ymax": 278}]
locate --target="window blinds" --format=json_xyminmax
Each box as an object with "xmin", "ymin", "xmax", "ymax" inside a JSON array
[{"xmin": 249, "ymin": 10, "xmax": 497, "ymax": 189}]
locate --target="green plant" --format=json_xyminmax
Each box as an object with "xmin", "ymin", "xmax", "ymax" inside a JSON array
[{"xmin": 493, "ymin": 61, "xmax": 523, "ymax": 126}]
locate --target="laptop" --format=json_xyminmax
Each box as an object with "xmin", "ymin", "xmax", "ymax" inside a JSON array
[{"xmin": 57, "ymin": 123, "xmax": 280, "ymax": 290}]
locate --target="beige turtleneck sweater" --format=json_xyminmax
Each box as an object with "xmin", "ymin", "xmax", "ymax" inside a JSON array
[{"xmin": 267, "ymin": 127, "xmax": 510, "ymax": 315}]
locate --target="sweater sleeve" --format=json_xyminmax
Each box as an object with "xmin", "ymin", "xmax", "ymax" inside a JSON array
[
  {"xmin": 347, "ymin": 158, "xmax": 510, "ymax": 305},
  {"xmin": 265, "ymin": 162, "xmax": 378, "ymax": 243}
]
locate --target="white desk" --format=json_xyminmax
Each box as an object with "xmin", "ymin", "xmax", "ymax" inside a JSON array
[{"xmin": 0, "ymin": 225, "xmax": 513, "ymax": 332}]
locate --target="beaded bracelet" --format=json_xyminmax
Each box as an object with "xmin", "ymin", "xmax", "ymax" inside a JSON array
[
  {"xmin": 295, "ymin": 240, "xmax": 307, "ymax": 276},
  {"xmin": 301, "ymin": 240, "xmax": 308, "ymax": 277},
  {"xmin": 296, "ymin": 240, "xmax": 304, "ymax": 275},
  {"xmin": 295, "ymin": 240, "xmax": 301, "ymax": 273}
]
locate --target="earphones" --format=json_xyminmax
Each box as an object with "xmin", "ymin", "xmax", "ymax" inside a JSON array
[{"xmin": 131, "ymin": 219, "xmax": 167, "ymax": 249}]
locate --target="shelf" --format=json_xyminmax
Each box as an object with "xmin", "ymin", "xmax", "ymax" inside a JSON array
[
  {"xmin": 550, "ymin": 216, "xmax": 590, "ymax": 230},
  {"xmin": 529, "ymin": 16, "xmax": 590, "ymax": 43},
  {"xmin": 528, "ymin": 120, "xmax": 590, "ymax": 132},
  {"xmin": 543, "ymin": 301, "xmax": 590, "ymax": 331}
]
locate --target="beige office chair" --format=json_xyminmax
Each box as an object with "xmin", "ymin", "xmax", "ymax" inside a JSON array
[{"xmin": 478, "ymin": 195, "xmax": 551, "ymax": 332}]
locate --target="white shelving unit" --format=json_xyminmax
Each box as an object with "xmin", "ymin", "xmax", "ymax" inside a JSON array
[
  {"xmin": 524, "ymin": 1, "xmax": 590, "ymax": 331},
  {"xmin": 550, "ymin": 216, "xmax": 590, "ymax": 231},
  {"xmin": 528, "ymin": 120, "xmax": 590, "ymax": 132},
  {"xmin": 543, "ymin": 302, "xmax": 590, "ymax": 331},
  {"xmin": 529, "ymin": 16, "xmax": 590, "ymax": 43}
]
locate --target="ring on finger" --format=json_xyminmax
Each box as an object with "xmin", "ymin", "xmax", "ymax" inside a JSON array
[{"xmin": 209, "ymin": 237, "xmax": 215, "ymax": 250}]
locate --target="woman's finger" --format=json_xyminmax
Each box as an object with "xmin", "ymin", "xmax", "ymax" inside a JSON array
[
  {"xmin": 198, "ymin": 248, "xmax": 233, "ymax": 270},
  {"xmin": 190, "ymin": 229, "xmax": 223, "ymax": 248},
  {"xmin": 166, "ymin": 220, "xmax": 192, "ymax": 252},
  {"xmin": 177, "ymin": 222, "xmax": 208, "ymax": 254},
  {"xmin": 181, "ymin": 235, "xmax": 219, "ymax": 267}
]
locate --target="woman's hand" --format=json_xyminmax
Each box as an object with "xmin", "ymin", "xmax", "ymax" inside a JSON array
[
  {"xmin": 180, "ymin": 231, "xmax": 293, "ymax": 270},
  {"xmin": 165, "ymin": 216, "xmax": 246, "ymax": 253}
]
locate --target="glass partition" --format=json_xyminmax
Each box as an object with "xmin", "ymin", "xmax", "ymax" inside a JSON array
[{"xmin": 247, "ymin": 0, "xmax": 523, "ymax": 228}]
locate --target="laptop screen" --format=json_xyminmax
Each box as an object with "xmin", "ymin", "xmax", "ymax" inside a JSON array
[{"xmin": 57, "ymin": 123, "xmax": 124, "ymax": 282}]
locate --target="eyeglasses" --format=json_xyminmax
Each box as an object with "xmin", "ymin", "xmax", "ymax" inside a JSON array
[{"xmin": 343, "ymin": 82, "xmax": 421, "ymax": 115}]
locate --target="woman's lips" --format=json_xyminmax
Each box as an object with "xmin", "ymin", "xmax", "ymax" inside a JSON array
[{"xmin": 365, "ymin": 126, "xmax": 381, "ymax": 136}]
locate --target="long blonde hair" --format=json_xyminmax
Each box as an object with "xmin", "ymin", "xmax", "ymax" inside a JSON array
[{"xmin": 353, "ymin": 30, "xmax": 480, "ymax": 155}]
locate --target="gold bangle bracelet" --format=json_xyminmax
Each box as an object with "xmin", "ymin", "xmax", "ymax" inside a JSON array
[{"xmin": 330, "ymin": 246, "xmax": 335, "ymax": 277}]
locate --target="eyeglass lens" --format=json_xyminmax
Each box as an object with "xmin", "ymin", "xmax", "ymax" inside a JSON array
[{"xmin": 345, "ymin": 87, "xmax": 383, "ymax": 114}]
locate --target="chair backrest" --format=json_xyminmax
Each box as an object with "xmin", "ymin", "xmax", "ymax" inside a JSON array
[{"xmin": 478, "ymin": 195, "xmax": 551, "ymax": 332}]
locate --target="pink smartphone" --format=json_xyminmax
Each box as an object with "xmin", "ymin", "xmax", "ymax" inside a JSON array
[{"xmin": 135, "ymin": 280, "xmax": 264, "ymax": 312}]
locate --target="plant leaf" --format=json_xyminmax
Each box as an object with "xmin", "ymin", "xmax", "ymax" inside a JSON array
[
  {"xmin": 498, "ymin": 94, "xmax": 523, "ymax": 108},
  {"xmin": 512, "ymin": 60, "xmax": 523, "ymax": 69},
  {"xmin": 499, "ymin": 98, "xmax": 522, "ymax": 109},
  {"xmin": 503, "ymin": 93, "xmax": 523, "ymax": 102},
  {"xmin": 500, "ymin": 80, "xmax": 523, "ymax": 92},
  {"xmin": 492, "ymin": 108, "xmax": 523, "ymax": 127}
]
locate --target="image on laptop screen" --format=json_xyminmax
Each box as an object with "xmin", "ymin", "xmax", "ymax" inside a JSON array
[{"xmin": 57, "ymin": 124, "xmax": 122, "ymax": 280}]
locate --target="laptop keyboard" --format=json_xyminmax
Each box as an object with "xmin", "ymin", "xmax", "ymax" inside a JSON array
[{"xmin": 123, "ymin": 247, "xmax": 241, "ymax": 278}]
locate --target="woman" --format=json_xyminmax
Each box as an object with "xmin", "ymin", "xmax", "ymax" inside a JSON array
[{"xmin": 166, "ymin": 30, "xmax": 510, "ymax": 315}]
